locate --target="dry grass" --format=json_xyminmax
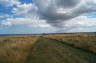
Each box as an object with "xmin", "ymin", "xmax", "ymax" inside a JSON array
[
  {"xmin": 0, "ymin": 36, "xmax": 39, "ymax": 63},
  {"xmin": 43, "ymin": 33, "xmax": 96, "ymax": 53},
  {"xmin": 0, "ymin": 34, "xmax": 96, "ymax": 63}
]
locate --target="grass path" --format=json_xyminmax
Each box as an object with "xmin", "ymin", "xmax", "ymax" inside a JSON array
[{"xmin": 25, "ymin": 37, "xmax": 96, "ymax": 63}]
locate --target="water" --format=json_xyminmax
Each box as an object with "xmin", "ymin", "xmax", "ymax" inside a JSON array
[{"xmin": 0, "ymin": 34, "xmax": 34, "ymax": 37}]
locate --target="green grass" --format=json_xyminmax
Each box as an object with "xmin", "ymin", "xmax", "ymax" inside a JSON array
[{"xmin": 26, "ymin": 37, "xmax": 96, "ymax": 63}]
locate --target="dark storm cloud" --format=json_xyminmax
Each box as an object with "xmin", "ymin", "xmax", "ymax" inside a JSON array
[
  {"xmin": 33, "ymin": 0, "xmax": 96, "ymax": 28},
  {"xmin": 56, "ymin": 0, "xmax": 80, "ymax": 8}
]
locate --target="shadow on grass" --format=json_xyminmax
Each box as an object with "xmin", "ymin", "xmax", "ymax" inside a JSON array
[{"xmin": 25, "ymin": 37, "xmax": 96, "ymax": 63}]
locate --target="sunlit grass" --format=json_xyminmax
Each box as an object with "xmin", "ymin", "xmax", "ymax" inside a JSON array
[{"xmin": 0, "ymin": 36, "xmax": 39, "ymax": 63}]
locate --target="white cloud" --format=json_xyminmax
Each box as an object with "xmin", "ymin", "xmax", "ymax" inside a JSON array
[
  {"xmin": 0, "ymin": 0, "xmax": 20, "ymax": 7},
  {"xmin": 33, "ymin": 0, "xmax": 96, "ymax": 29},
  {"xmin": 6, "ymin": 15, "xmax": 95, "ymax": 32},
  {"xmin": 12, "ymin": 3, "xmax": 38, "ymax": 16},
  {"xmin": 65, "ymin": 16, "xmax": 96, "ymax": 27},
  {"xmin": 1, "ymin": 17, "xmax": 52, "ymax": 28},
  {"xmin": 1, "ymin": 0, "xmax": 96, "ymax": 33},
  {"xmin": 0, "ymin": 14, "xmax": 10, "ymax": 18},
  {"xmin": 57, "ymin": 15, "xmax": 96, "ymax": 32}
]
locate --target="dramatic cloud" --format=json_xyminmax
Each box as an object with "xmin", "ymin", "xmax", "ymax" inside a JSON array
[
  {"xmin": 47, "ymin": 15, "xmax": 96, "ymax": 32},
  {"xmin": 56, "ymin": 0, "xmax": 80, "ymax": 8},
  {"xmin": 0, "ymin": 0, "xmax": 96, "ymax": 33},
  {"xmin": 33, "ymin": 0, "xmax": 96, "ymax": 28}
]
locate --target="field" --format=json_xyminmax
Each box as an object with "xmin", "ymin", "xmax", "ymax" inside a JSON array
[
  {"xmin": 0, "ymin": 36, "xmax": 39, "ymax": 63},
  {"xmin": 43, "ymin": 33, "xmax": 96, "ymax": 53},
  {"xmin": 0, "ymin": 33, "xmax": 96, "ymax": 63}
]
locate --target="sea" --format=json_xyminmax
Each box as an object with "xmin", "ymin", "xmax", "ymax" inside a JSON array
[
  {"xmin": 0, "ymin": 32, "xmax": 95, "ymax": 37},
  {"xmin": 0, "ymin": 34, "xmax": 35, "ymax": 37}
]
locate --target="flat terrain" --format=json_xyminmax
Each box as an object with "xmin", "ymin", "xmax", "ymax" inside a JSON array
[
  {"xmin": 0, "ymin": 36, "xmax": 39, "ymax": 63},
  {"xmin": 0, "ymin": 33, "xmax": 96, "ymax": 63},
  {"xmin": 26, "ymin": 37, "xmax": 96, "ymax": 63},
  {"xmin": 44, "ymin": 33, "xmax": 96, "ymax": 53}
]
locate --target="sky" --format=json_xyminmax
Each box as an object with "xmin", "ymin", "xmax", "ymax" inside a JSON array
[{"xmin": 0, "ymin": 0, "xmax": 96, "ymax": 34}]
